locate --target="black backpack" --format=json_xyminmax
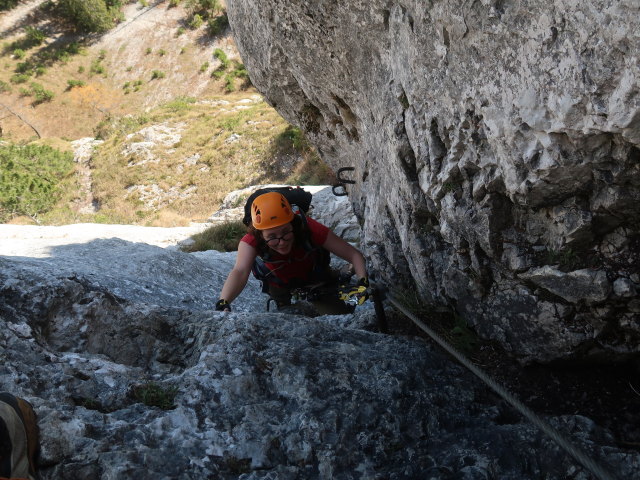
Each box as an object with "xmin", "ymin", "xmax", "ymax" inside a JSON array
[{"xmin": 242, "ymin": 186, "xmax": 313, "ymax": 226}]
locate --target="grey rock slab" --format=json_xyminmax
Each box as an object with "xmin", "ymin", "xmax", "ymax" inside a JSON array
[
  {"xmin": 519, "ymin": 266, "xmax": 612, "ymax": 304},
  {"xmin": 0, "ymin": 237, "xmax": 638, "ymax": 478}
]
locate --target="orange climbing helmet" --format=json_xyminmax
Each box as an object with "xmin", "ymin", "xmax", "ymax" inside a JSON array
[{"xmin": 250, "ymin": 191, "xmax": 295, "ymax": 230}]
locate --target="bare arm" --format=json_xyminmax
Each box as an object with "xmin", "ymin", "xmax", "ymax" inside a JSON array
[
  {"xmin": 321, "ymin": 230, "xmax": 367, "ymax": 279},
  {"xmin": 219, "ymin": 241, "xmax": 258, "ymax": 306}
]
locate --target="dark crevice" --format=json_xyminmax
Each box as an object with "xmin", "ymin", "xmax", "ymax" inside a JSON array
[
  {"xmin": 429, "ymin": 119, "xmax": 447, "ymax": 175},
  {"xmin": 299, "ymin": 103, "xmax": 322, "ymax": 134},
  {"xmin": 395, "ymin": 118, "xmax": 419, "ymax": 183},
  {"xmin": 382, "ymin": 9, "xmax": 390, "ymax": 30}
]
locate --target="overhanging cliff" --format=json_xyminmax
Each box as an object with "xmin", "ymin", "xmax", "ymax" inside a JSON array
[{"xmin": 227, "ymin": 0, "xmax": 640, "ymax": 363}]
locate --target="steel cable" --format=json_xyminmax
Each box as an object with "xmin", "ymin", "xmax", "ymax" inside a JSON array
[{"xmin": 388, "ymin": 295, "xmax": 619, "ymax": 480}]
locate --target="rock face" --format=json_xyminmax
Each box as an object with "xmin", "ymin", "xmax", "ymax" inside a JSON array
[
  {"xmin": 2, "ymin": 239, "xmax": 639, "ymax": 479},
  {"xmin": 226, "ymin": 0, "xmax": 640, "ymax": 363}
]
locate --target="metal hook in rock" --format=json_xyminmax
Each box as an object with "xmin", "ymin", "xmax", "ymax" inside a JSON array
[{"xmin": 332, "ymin": 167, "xmax": 356, "ymax": 196}]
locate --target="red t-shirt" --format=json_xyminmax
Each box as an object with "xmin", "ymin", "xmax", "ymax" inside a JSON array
[{"xmin": 241, "ymin": 217, "xmax": 330, "ymax": 286}]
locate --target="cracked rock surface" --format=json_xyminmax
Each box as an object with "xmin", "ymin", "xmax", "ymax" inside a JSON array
[{"xmin": 1, "ymin": 233, "xmax": 638, "ymax": 478}]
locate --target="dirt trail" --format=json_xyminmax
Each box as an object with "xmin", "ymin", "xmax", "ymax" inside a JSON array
[{"xmin": 0, "ymin": 0, "xmax": 47, "ymax": 36}]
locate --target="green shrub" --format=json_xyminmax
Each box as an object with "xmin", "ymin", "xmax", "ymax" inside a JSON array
[
  {"xmin": 24, "ymin": 26, "xmax": 45, "ymax": 47},
  {"xmin": 222, "ymin": 63, "xmax": 249, "ymax": 92},
  {"xmin": 13, "ymin": 48, "xmax": 26, "ymax": 59},
  {"xmin": 224, "ymin": 75, "xmax": 235, "ymax": 92},
  {"xmin": 55, "ymin": 50, "xmax": 70, "ymax": 63},
  {"xmin": 65, "ymin": 42, "xmax": 83, "ymax": 55},
  {"xmin": 30, "ymin": 82, "xmax": 54, "ymax": 104},
  {"xmin": 231, "ymin": 63, "xmax": 248, "ymax": 79},
  {"xmin": 213, "ymin": 48, "xmax": 229, "ymax": 67},
  {"xmin": 277, "ymin": 126, "xmax": 309, "ymax": 152},
  {"xmin": 15, "ymin": 62, "xmax": 31, "ymax": 73},
  {"xmin": 185, "ymin": 0, "xmax": 222, "ymax": 18},
  {"xmin": 158, "ymin": 49, "xmax": 166, "ymax": 56},
  {"xmin": 10, "ymin": 73, "xmax": 30, "ymax": 84},
  {"xmin": 181, "ymin": 221, "xmax": 246, "ymax": 252},
  {"xmin": 131, "ymin": 382, "xmax": 178, "ymax": 410},
  {"xmin": 164, "ymin": 96, "xmax": 196, "ymax": 112},
  {"xmin": 168, "ymin": 0, "xmax": 181, "ymax": 7},
  {"xmin": 67, "ymin": 79, "xmax": 86, "ymax": 89},
  {"xmin": 0, "ymin": 80, "xmax": 11, "ymax": 93},
  {"xmin": 151, "ymin": 70, "xmax": 165, "ymax": 79},
  {"xmin": 0, "ymin": 0, "xmax": 19, "ymax": 11},
  {"xmin": 58, "ymin": 0, "xmax": 117, "ymax": 33},
  {"xmin": 90, "ymin": 59, "xmax": 106, "ymax": 75},
  {"xmin": 199, "ymin": 61, "xmax": 209, "ymax": 73},
  {"xmin": 207, "ymin": 13, "xmax": 228, "ymax": 36},
  {"xmin": 145, "ymin": 47, "xmax": 152, "ymax": 55},
  {"xmin": 0, "ymin": 144, "xmax": 75, "ymax": 222},
  {"xmin": 189, "ymin": 13, "xmax": 203, "ymax": 29}
]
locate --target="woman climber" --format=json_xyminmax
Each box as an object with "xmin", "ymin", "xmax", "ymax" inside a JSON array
[{"xmin": 215, "ymin": 191, "xmax": 369, "ymax": 315}]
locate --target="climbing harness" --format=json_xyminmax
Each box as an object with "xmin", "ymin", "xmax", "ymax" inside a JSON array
[
  {"xmin": 387, "ymin": 295, "xmax": 620, "ymax": 480},
  {"xmin": 332, "ymin": 167, "xmax": 356, "ymax": 196}
]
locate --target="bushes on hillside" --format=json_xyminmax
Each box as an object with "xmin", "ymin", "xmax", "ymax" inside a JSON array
[
  {"xmin": 0, "ymin": 144, "xmax": 75, "ymax": 222},
  {"xmin": 186, "ymin": 0, "xmax": 223, "ymax": 18},
  {"xmin": 0, "ymin": 0, "xmax": 19, "ymax": 11},
  {"xmin": 207, "ymin": 13, "xmax": 228, "ymax": 36},
  {"xmin": 58, "ymin": 0, "xmax": 123, "ymax": 33}
]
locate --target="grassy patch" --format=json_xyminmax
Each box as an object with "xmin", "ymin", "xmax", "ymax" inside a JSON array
[
  {"xmin": 131, "ymin": 382, "xmax": 178, "ymax": 410},
  {"xmin": 29, "ymin": 81, "xmax": 55, "ymax": 104},
  {"xmin": 0, "ymin": 143, "xmax": 75, "ymax": 222},
  {"xmin": 207, "ymin": 13, "xmax": 229, "ymax": 36},
  {"xmin": 0, "ymin": 1, "xmax": 20, "ymax": 11},
  {"xmin": 275, "ymin": 126, "xmax": 336, "ymax": 185},
  {"xmin": 182, "ymin": 220, "xmax": 246, "ymax": 252},
  {"xmin": 285, "ymin": 154, "xmax": 335, "ymax": 186},
  {"xmin": 27, "ymin": 94, "xmax": 335, "ymax": 226},
  {"xmin": 87, "ymin": 95, "xmax": 284, "ymax": 224}
]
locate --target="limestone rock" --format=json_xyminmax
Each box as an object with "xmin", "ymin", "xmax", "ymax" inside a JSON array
[
  {"xmin": 1, "ymin": 239, "xmax": 638, "ymax": 478},
  {"xmin": 519, "ymin": 266, "xmax": 612, "ymax": 304},
  {"xmin": 613, "ymin": 277, "xmax": 637, "ymax": 298},
  {"xmin": 226, "ymin": 0, "xmax": 640, "ymax": 363}
]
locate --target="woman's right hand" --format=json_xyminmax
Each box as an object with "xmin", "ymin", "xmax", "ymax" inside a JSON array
[{"xmin": 215, "ymin": 299, "xmax": 231, "ymax": 311}]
